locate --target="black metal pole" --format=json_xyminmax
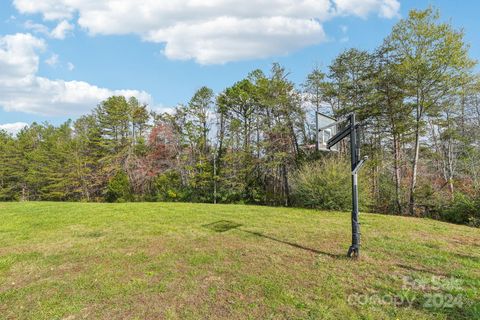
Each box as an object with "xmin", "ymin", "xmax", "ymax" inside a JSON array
[{"xmin": 348, "ymin": 113, "xmax": 360, "ymax": 258}]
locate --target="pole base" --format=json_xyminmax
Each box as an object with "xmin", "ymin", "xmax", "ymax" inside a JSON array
[{"xmin": 347, "ymin": 245, "xmax": 359, "ymax": 258}]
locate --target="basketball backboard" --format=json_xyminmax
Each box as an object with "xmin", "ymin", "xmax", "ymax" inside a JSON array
[{"xmin": 316, "ymin": 112, "xmax": 338, "ymax": 151}]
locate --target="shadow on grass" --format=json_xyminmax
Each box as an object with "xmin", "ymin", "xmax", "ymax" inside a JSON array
[
  {"xmin": 396, "ymin": 263, "xmax": 447, "ymax": 277},
  {"xmin": 202, "ymin": 220, "xmax": 243, "ymax": 232},
  {"xmin": 241, "ymin": 230, "xmax": 343, "ymax": 258},
  {"xmin": 452, "ymin": 252, "xmax": 480, "ymax": 263},
  {"xmin": 203, "ymin": 220, "xmax": 343, "ymax": 258},
  {"xmin": 76, "ymin": 231, "xmax": 104, "ymax": 238}
]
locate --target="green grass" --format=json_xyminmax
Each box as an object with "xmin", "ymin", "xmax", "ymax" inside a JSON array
[{"xmin": 0, "ymin": 202, "xmax": 479, "ymax": 319}]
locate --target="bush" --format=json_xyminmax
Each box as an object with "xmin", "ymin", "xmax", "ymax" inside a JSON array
[
  {"xmin": 292, "ymin": 157, "xmax": 371, "ymax": 211},
  {"xmin": 439, "ymin": 193, "xmax": 480, "ymax": 227},
  {"xmin": 105, "ymin": 171, "xmax": 133, "ymax": 202},
  {"xmin": 153, "ymin": 170, "xmax": 187, "ymax": 202},
  {"xmin": 374, "ymin": 172, "xmax": 401, "ymax": 214}
]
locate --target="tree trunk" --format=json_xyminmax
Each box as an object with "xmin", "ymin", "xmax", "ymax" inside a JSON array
[
  {"xmin": 21, "ymin": 184, "xmax": 27, "ymax": 201},
  {"xmin": 282, "ymin": 164, "xmax": 289, "ymax": 206},
  {"xmin": 409, "ymin": 111, "xmax": 421, "ymax": 215},
  {"xmin": 217, "ymin": 112, "xmax": 225, "ymax": 162},
  {"xmin": 393, "ymin": 133, "xmax": 402, "ymax": 214},
  {"xmin": 446, "ymin": 138, "xmax": 455, "ymax": 200},
  {"xmin": 213, "ymin": 152, "xmax": 217, "ymax": 204}
]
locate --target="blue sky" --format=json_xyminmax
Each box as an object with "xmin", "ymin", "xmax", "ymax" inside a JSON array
[{"xmin": 0, "ymin": 0, "xmax": 479, "ymax": 134}]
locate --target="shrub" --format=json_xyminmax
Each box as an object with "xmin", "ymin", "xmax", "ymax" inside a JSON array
[
  {"xmin": 374, "ymin": 172, "xmax": 401, "ymax": 214},
  {"xmin": 439, "ymin": 193, "xmax": 480, "ymax": 227},
  {"xmin": 291, "ymin": 157, "xmax": 371, "ymax": 211},
  {"xmin": 105, "ymin": 171, "xmax": 133, "ymax": 202},
  {"xmin": 153, "ymin": 170, "xmax": 187, "ymax": 202}
]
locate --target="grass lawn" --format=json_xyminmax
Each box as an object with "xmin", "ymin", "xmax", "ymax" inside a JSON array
[{"xmin": 0, "ymin": 202, "xmax": 479, "ymax": 319}]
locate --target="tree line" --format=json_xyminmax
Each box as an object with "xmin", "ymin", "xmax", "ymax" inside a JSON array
[{"xmin": 1, "ymin": 8, "xmax": 479, "ymax": 226}]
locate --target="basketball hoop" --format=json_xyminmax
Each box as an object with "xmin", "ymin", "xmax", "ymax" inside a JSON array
[
  {"xmin": 315, "ymin": 112, "xmax": 367, "ymax": 258},
  {"xmin": 315, "ymin": 112, "xmax": 339, "ymax": 152}
]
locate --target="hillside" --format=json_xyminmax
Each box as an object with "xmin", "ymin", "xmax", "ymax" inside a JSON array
[{"xmin": 0, "ymin": 202, "xmax": 479, "ymax": 319}]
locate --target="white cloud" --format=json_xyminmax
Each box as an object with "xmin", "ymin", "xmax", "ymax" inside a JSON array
[
  {"xmin": 45, "ymin": 53, "xmax": 59, "ymax": 66},
  {"xmin": 50, "ymin": 20, "xmax": 74, "ymax": 39},
  {"xmin": 24, "ymin": 19, "xmax": 74, "ymax": 39},
  {"xmin": 147, "ymin": 16, "xmax": 326, "ymax": 64},
  {"xmin": 378, "ymin": 0, "xmax": 401, "ymax": 18},
  {"xmin": 339, "ymin": 24, "xmax": 348, "ymax": 43},
  {"xmin": 24, "ymin": 20, "xmax": 49, "ymax": 35},
  {"xmin": 335, "ymin": 0, "xmax": 400, "ymax": 18},
  {"xmin": 0, "ymin": 122, "xmax": 29, "ymax": 135},
  {"xmin": 5, "ymin": 15, "xmax": 17, "ymax": 23},
  {"xmin": 0, "ymin": 33, "xmax": 151, "ymax": 116},
  {"xmin": 14, "ymin": 0, "xmax": 74, "ymax": 21},
  {"xmin": 13, "ymin": 0, "xmax": 400, "ymax": 64},
  {"xmin": 0, "ymin": 33, "xmax": 45, "ymax": 83}
]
